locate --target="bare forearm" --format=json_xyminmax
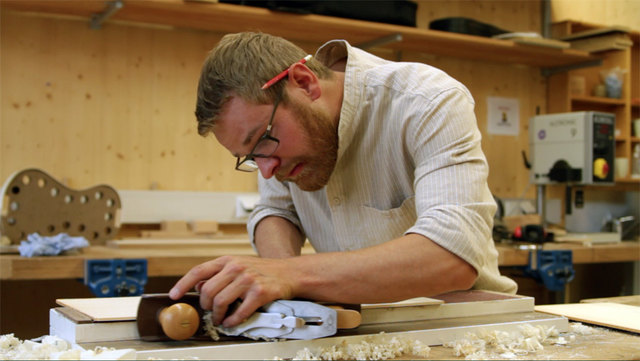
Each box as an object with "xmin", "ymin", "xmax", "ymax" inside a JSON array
[
  {"xmin": 288, "ymin": 233, "xmax": 477, "ymax": 304},
  {"xmin": 254, "ymin": 216, "xmax": 304, "ymax": 258}
]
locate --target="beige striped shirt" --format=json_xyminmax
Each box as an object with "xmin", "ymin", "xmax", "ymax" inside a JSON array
[{"xmin": 248, "ymin": 40, "xmax": 517, "ymax": 294}]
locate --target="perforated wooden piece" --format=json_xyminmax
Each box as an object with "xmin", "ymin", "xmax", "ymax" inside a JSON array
[{"xmin": 0, "ymin": 168, "xmax": 121, "ymax": 245}]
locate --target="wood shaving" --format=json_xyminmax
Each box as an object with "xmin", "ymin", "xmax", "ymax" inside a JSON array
[
  {"xmin": 202, "ymin": 311, "xmax": 221, "ymax": 341},
  {"xmin": 274, "ymin": 333, "xmax": 430, "ymax": 360},
  {"xmin": 202, "ymin": 310, "xmax": 280, "ymax": 342},
  {"xmin": 570, "ymin": 322, "xmax": 595, "ymax": 335},
  {"xmin": 443, "ymin": 324, "xmax": 577, "ymax": 360},
  {"xmin": 0, "ymin": 333, "xmax": 134, "ymax": 360}
]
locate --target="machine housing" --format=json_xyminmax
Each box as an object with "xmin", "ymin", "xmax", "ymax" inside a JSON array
[{"xmin": 529, "ymin": 111, "xmax": 615, "ymax": 185}]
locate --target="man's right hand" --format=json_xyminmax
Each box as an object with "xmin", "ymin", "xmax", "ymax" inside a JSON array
[{"xmin": 169, "ymin": 255, "xmax": 297, "ymax": 327}]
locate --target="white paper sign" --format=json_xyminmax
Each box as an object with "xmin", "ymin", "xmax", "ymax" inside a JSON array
[{"xmin": 487, "ymin": 96, "xmax": 520, "ymax": 136}]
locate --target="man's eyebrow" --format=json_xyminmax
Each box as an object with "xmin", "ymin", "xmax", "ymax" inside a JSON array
[
  {"xmin": 232, "ymin": 125, "xmax": 262, "ymax": 158},
  {"xmin": 243, "ymin": 125, "xmax": 261, "ymax": 147}
]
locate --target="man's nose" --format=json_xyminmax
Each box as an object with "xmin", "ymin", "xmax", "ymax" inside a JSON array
[{"xmin": 256, "ymin": 157, "xmax": 280, "ymax": 179}]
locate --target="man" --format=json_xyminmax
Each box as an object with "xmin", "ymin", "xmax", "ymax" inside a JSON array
[{"xmin": 170, "ymin": 32, "xmax": 517, "ymax": 328}]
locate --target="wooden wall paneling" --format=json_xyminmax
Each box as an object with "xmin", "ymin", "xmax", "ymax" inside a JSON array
[
  {"xmin": 1, "ymin": 11, "xmax": 259, "ymax": 192},
  {"xmin": 551, "ymin": 0, "xmax": 640, "ymax": 32},
  {"xmin": 415, "ymin": 0, "xmax": 541, "ymax": 34},
  {"xmin": 2, "ymin": 0, "xmax": 548, "ymax": 197}
]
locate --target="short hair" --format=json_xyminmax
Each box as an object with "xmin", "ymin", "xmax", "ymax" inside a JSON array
[{"xmin": 195, "ymin": 32, "xmax": 332, "ymax": 136}]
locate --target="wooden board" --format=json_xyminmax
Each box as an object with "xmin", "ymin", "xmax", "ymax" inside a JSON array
[
  {"xmin": 555, "ymin": 232, "xmax": 621, "ymax": 244},
  {"xmin": 50, "ymin": 308, "xmax": 140, "ymax": 343},
  {"xmin": 580, "ymin": 295, "xmax": 640, "ymax": 306},
  {"xmin": 52, "ymin": 291, "xmax": 535, "ymax": 343},
  {"xmin": 56, "ymin": 296, "xmax": 140, "ymax": 321},
  {"xmin": 361, "ymin": 291, "xmax": 533, "ymax": 325},
  {"xmin": 535, "ymin": 302, "xmax": 640, "ymax": 333},
  {"xmin": 107, "ymin": 237, "xmax": 251, "ymax": 249}
]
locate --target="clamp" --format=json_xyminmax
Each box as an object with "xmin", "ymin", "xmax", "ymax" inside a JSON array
[
  {"xmin": 524, "ymin": 249, "xmax": 575, "ymax": 292},
  {"xmin": 84, "ymin": 259, "xmax": 147, "ymax": 297}
]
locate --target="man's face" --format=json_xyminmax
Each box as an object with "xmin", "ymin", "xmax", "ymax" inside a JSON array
[{"xmin": 214, "ymin": 94, "xmax": 338, "ymax": 191}]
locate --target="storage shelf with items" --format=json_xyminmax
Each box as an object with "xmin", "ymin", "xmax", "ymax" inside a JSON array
[
  {"xmin": 548, "ymin": 20, "xmax": 640, "ymax": 184},
  {"xmin": 0, "ymin": 0, "xmax": 597, "ymax": 69}
]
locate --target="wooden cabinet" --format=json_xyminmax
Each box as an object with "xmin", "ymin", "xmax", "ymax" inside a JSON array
[{"xmin": 548, "ymin": 21, "xmax": 640, "ymax": 184}]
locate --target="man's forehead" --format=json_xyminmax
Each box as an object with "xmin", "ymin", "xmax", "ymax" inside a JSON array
[{"xmin": 215, "ymin": 96, "xmax": 269, "ymax": 156}]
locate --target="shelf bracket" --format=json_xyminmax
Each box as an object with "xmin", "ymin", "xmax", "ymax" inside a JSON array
[
  {"xmin": 90, "ymin": 0, "xmax": 124, "ymax": 30},
  {"xmin": 356, "ymin": 33, "xmax": 403, "ymax": 50},
  {"xmin": 541, "ymin": 58, "xmax": 603, "ymax": 77}
]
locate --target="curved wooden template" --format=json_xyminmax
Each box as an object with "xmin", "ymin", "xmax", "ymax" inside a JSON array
[{"xmin": 0, "ymin": 168, "xmax": 121, "ymax": 245}]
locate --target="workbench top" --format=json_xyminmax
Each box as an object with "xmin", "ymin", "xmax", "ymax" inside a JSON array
[
  {"xmin": 78, "ymin": 322, "xmax": 639, "ymax": 360},
  {"xmin": 1, "ymin": 241, "xmax": 639, "ymax": 280},
  {"xmin": 427, "ymin": 323, "xmax": 640, "ymax": 359}
]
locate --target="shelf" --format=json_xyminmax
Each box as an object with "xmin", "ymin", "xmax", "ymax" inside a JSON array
[
  {"xmin": 1, "ymin": 0, "xmax": 598, "ymax": 69},
  {"xmin": 615, "ymin": 177, "xmax": 640, "ymax": 184},
  {"xmin": 572, "ymin": 95, "xmax": 626, "ymax": 106}
]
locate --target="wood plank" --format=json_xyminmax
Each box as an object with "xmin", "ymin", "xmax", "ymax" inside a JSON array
[
  {"xmin": 535, "ymin": 302, "xmax": 640, "ymax": 333},
  {"xmin": 107, "ymin": 238, "xmax": 252, "ymax": 248},
  {"xmin": 56, "ymin": 296, "xmax": 141, "ymax": 321},
  {"xmin": 580, "ymin": 295, "xmax": 640, "ymax": 306},
  {"xmin": 495, "ymin": 241, "xmax": 640, "ymax": 266},
  {"xmin": 50, "ymin": 308, "xmax": 140, "ymax": 343},
  {"xmin": 361, "ymin": 291, "xmax": 533, "ymax": 325}
]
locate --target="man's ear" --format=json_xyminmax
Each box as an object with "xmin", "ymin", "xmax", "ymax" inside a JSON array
[{"xmin": 287, "ymin": 63, "xmax": 321, "ymax": 101}]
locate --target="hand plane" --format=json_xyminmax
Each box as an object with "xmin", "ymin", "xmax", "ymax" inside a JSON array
[{"xmin": 136, "ymin": 293, "xmax": 361, "ymax": 341}]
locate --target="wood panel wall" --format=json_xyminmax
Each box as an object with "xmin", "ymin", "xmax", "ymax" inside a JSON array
[
  {"xmin": 551, "ymin": 0, "xmax": 640, "ymax": 31},
  {"xmin": 1, "ymin": 1, "xmax": 633, "ymax": 199}
]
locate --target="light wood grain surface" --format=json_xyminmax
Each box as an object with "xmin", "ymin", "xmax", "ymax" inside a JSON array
[{"xmin": 535, "ymin": 302, "xmax": 640, "ymax": 333}]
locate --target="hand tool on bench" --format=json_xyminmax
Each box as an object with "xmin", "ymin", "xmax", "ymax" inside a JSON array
[{"xmin": 136, "ymin": 293, "xmax": 361, "ymax": 341}]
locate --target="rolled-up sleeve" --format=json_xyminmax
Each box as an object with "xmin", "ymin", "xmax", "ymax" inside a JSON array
[{"xmin": 404, "ymin": 87, "xmax": 497, "ymax": 277}]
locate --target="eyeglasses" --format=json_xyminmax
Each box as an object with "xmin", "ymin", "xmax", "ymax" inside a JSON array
[
  {"xmin": 235, "ymin": 94, "xmax": 281, "ymax": 172},
  {"xmin": 235, "ymin": 55, "xmax": 311, "ymax": 172}
]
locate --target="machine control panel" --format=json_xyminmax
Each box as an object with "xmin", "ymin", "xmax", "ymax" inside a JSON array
[{"xmin": 530, "ymin": 111, "xmax": 615, "ymax": 185}]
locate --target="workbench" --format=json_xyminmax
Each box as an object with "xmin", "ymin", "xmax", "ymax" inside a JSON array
[
  {"xmin": 72, "ymin": 322, "xmax": 639, "ymax": 360},
  {"xmin": 2, "ymin": 240, "xmax": 639, "ymax": 280},
  {"xmin": 1, "ymin": 240, "xmax": 639, "ymax": 340}
]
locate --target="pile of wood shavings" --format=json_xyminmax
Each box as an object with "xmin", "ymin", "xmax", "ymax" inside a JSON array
[
  {"xmin": 443, "ymin": 323, "xmax": 595, "ymax": 360},
  {"xmin": 0, "ymin": 333, "xmax": 134, "ymax": 360},
  {"xmin": 274, "ymin": 333, "xmax": 431, "ymax": 360}
]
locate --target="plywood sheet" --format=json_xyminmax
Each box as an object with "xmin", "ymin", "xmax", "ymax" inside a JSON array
[
  {"xmin": 535, "ymin": 302, "xmax": 640, "ymax": 333},
  {"xmin": 56, "ymin": 297, "xmax": 140, "ymax": 321}
]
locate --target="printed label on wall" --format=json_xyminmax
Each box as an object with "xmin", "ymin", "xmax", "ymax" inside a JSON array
[{"xmin": 487, "ymin": 96, "xmax": 520, "ymax": 136}]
